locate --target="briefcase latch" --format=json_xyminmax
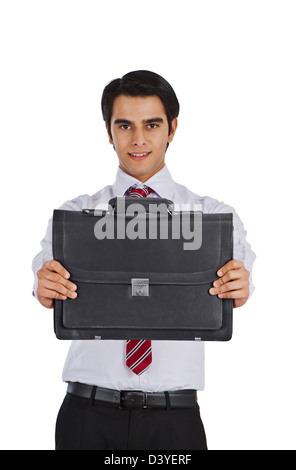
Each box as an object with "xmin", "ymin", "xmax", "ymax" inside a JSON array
[{"xmin": 131, "ymin": 279, "xmax": 149, "ymax": 297}]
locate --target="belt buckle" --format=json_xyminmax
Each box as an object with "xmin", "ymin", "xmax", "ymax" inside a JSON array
[{"xmin": 120, "ymin": 391, "xmax": 148, "ymax": 409}]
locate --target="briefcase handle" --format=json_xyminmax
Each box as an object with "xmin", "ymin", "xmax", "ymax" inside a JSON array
[
  {"xmin": 82, "ymin": 198, "xmax": 203, "ymax": 217},
  {"xmin": 108, "ymin": 197, "xmax": 176, "ymax": 215}
]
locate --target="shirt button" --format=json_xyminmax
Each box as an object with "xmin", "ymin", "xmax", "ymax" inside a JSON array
[{"xmin": 143, "ymin": 379, "xmax": 148, "ymax": 384}]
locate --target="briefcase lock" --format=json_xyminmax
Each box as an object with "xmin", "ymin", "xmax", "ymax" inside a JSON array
[{"xmin": 132, "ymin": 279, "xmax": 149, "ymax": 297}]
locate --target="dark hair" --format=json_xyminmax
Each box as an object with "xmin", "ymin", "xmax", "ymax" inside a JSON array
[{"xmin": 101, "ymin": 70, "xmax": 180, "ymax": 142}]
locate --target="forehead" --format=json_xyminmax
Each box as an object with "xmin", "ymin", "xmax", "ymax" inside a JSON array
[{"xmin": 111, "ymin": 95, "xmax": 166, "ymax": 122}]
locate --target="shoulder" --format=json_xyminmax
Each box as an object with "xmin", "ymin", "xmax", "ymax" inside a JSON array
[
  {"xmin": 57, "ymin": 185, "xmax": 113, "ymax": 211},
  {"xmin": 174, "ymin": 182, "xmax": 238, "ymax": 215}
]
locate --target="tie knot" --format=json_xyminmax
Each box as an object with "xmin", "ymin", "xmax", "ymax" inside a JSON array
[{"xmin": 127, "ymin": 186, "xmax": 153, "ymax": 198}]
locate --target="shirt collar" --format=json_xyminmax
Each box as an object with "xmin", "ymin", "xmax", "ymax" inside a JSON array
[{"xmin": 112, "ymin": 164, "xmax": 176, "ymax": 201}]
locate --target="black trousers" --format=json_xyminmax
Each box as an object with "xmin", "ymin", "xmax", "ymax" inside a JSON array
[{"xmin": 55, "ymin": 393, "xmax": 208, "ymax": 450}]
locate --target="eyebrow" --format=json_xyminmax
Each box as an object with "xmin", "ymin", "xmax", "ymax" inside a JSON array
[{"xmin": 113, "ymin": 117, "xmax": 164, "ymax": 125}]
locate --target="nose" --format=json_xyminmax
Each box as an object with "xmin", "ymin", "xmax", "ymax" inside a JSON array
[{"xmin": 131, "ymin": 127, "xmax": 146, "ymax": 147}]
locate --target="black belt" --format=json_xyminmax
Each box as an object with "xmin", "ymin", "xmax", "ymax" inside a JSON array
[{"xmin": 67, "ymin": 382, "xmax": 197, "ymax": 409}]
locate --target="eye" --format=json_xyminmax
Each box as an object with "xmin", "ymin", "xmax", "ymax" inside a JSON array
[
  {"xmin": 120, "ymin": 125, "xmax": 131, "ymax": 130},
  {"xmin": 147, "ymin": 123, "xmax": 159, "ymax": 129}
]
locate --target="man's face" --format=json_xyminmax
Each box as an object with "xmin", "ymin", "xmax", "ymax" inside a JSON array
[{"xmin": 107, "ymin": 95, "xmax": 178, "ymax": 182}]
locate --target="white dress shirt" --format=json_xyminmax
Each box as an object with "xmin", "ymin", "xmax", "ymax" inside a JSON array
[{"xmin": 32, "ymin": 164, "xmax": 255, "ymax": 392}]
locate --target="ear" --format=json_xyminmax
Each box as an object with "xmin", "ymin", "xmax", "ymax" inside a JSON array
[
  {"xmin": 105, "ymin": 122, "xmax": 114, "ymax": 145},
  {"xmin": 168, "ymin": 118, "xmax": 178, "ymax": 143}
]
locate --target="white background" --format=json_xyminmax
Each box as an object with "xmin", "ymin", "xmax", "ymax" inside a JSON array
[{"xmin": 0, "ymin": 0, "xmax": 295, "ymax": 450}]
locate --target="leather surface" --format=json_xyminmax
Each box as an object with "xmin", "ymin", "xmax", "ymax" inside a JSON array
[
  {"xmin": 53, "ymin": 197, "xmax": 233, "ymax": 341},
  {"xmin": 67, "ymin": 382, "xmax": 197, "ymax": 408}
]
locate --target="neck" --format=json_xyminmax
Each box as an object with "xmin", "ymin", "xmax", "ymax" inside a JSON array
[{"xmin": 120, "ymin": 162, "xmax": 165, "ymax": 183}]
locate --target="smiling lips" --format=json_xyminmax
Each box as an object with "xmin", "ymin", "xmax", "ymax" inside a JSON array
[{"xmin": 128, "ymin": 151, "xmax": 151, "ymax": 161}]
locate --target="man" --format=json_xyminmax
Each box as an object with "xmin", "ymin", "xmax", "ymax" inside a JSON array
[{"xmin": 32, "ymin": 70, "xmax": 255, "ymax": 450}]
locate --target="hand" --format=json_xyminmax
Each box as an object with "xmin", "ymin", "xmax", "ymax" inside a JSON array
[
  {"xmin": 209, "ymin": 260, "xmax": 250, "ymax": 308},
  {"xmin": 37, "ymin": 260, "xmax": 77, "ymax": 309}
]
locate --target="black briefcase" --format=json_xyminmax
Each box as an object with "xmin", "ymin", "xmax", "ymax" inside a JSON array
[{"xmin": 53, "ymin": 197, "xmax": 233, "ymax": 341}]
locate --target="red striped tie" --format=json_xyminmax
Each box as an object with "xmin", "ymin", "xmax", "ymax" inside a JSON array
[{"xmin": 125, "ymin": 185, "xmax": 153, "ymax": 375}]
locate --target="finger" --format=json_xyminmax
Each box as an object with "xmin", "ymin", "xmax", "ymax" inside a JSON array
[
  {"xmin": 38, "ymin": 280, "xmax": 77, "ymax": 299},
  {"xmin": 42, "ymin": 289, "xmax": 68, "ymax": 301},
  {"xmin": 213, "ymin": 270, "xmax": 241, "ymax": 287},
  {"xmin": 45, "ymin": 260, "xmax": 70, "ymax": 279},
  {"xmin": 217, "ymin": 280, "xmax": 244, "ymax": 294},
  {"xmin": 48, "ymin": 281, "xmax": 78, "ymax": 299},
  {"xmin": 210, "ymin": 280, "xmax": 244, "ymax": 296},
  {"xmin": 42, "ymin": 270, "xmax": 77, "ymax": 291},
  {"xmin": 217, "ymin": 260, "xmax": 243, "ymax": 277},
  {"xmin": 217, "ymin": 289, "xmax": 247, "ymax": 299}
]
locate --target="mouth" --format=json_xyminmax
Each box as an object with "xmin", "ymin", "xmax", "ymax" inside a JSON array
[{"xmin": 128, "ymin": 151, "xmax": 151, "ymax": 161}]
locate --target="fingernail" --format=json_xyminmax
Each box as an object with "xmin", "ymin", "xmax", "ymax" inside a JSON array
[
  {"xmin": 214, "ymin": 280, "xmax": 221, "ymax": 287},
  {"xmin": 217, "ymin": 270, "xmax": 223, "ymax": 277},
  {"xmin": 209, "ymin": 288, "xmax": 216, "ymax": 295},
  {"xmin": 65, "ymin": 272, "xmax": 70, "ymax": 279},
  {"xmin": 70, "ymin": 292, "xmax": 77, "ymax": 298},
  {"xmin": 70, "ymin": 284, "xmax": 77, "ymax": 291}
]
